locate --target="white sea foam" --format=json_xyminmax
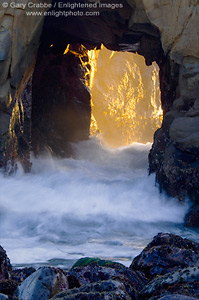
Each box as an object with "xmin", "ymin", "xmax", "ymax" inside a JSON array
[{"xmin": 0, "ymin": 139, "xmax": 194, "ymax": 268}]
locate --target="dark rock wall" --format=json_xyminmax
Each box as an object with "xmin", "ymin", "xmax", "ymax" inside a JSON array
[
  {"xmin": 31, "ymin": 45, "xmax": 91, "ymax": 157},
  {"xmin": 149, "ymin": 56, "xmax": 199, "ymax": 219},
  {"xmin": 0, "ymin": 2, "xmax": 49, "ymax": 171}
]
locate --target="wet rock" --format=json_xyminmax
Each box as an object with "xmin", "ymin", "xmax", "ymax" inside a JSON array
[
  {"xmin": 0, "ymin": 246, "xmax": 11, "ymax": 281},
  {"xmin": 49, "ymin": 280, "xmax": 133, "ymax": 300},
  {"xmin": 149, "ymin": 118, "xmax": 199, "ymax": 212},
  {"xmin": 130, "ymin": 233, "xmax": 199, "ymax": 280},
  {"xmin": 149, "ymin": 54, "xmax": 199, "ymax": 209},
  {"xmin": 0, "ymin": 279, "xmax": 18, "ymax": 295},
  {"xmin": 68, "ymin": 257, "xmax": 146, "ymax": 293},
  {"xmin": 140, "ymin": 265, "xmax": 199, "ymax": 299},
  {"xmin": 15, "ymin": 266, "xmax": 68, "ymax": 300},
  {"xmin": 10, "ymin": 267, "xmax": 36, "ymax": 284}
]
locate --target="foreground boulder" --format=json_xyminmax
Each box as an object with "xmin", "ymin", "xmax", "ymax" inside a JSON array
[
  {"xmin": 66, "ymin": 257, "xmax": 147, "ymax": 299},
  {"xmin": 15, "ymin": 267, "xmax": 68, "ymax": 300},
  {"xmin": 130, "ymin": 233, "xmax": 199, "ymax": 280},
  {"xmin": 2, "ymin": 233, "xmax": 199, "ymax": 299},
  {"xmin": 68, "ymin": 257, "xmax": 146, "ymax": 291}
]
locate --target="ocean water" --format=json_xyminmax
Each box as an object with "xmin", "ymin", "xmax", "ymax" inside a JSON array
[{"xmin": 0, "ymin": 139, "xmax": 197, "ymax": 269}]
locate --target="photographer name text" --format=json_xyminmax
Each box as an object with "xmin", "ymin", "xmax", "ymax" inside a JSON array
[{"xmin": 2, "ymin": 1, "xmax": 123, "ymax": 10}]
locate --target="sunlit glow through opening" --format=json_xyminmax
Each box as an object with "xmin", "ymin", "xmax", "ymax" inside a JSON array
[{"xmin": 88, "ymin": 47, "xmax": 163, "ymax": 148}]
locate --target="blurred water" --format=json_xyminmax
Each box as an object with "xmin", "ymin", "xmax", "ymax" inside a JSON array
[{"xmin": 0, "ymin": 139, "xmax": 196, "ymax": 269}]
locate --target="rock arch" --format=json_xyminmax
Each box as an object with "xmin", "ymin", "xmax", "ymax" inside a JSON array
[{"xmin": 0, "ymin": 0, "xmax": 199, "ymax": 223}]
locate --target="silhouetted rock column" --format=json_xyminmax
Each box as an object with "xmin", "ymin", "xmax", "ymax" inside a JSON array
[{"xmin": 31, "ymin": 45, "xmax": 91, "ymax": 157}]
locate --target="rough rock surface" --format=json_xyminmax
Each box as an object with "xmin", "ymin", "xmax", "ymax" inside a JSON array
[
  {"xmin": 140, "ymin": 265, "xmax": 199, "ymax": 299},
  {"xmin": 141, "ymin": 0, "xmax": 199, "ymax": 62},
  {"xmin": 130, "ymin": 233, "xmax": 199, "ymax": 280},
  {"xmin": 65, "ymin": 257, "xmax": 147, "ymax": 299},
  {"xmin": 149, "ymin": 54, "xmax": 199, "ymax": 223},
  {"xmin": 67, "ymin": 257, "xmax": 146, "ymax": 292},
  {"xmin": 10, "ymin": 267, "xmax": 36, "ymax": 284},
  {"xmin": 0, "ymin": 279, "xmax": 18, "ymax": 296},
  {"xmin": 49, "ymin": 280, "xmax": 133, "ymax": 300}
]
